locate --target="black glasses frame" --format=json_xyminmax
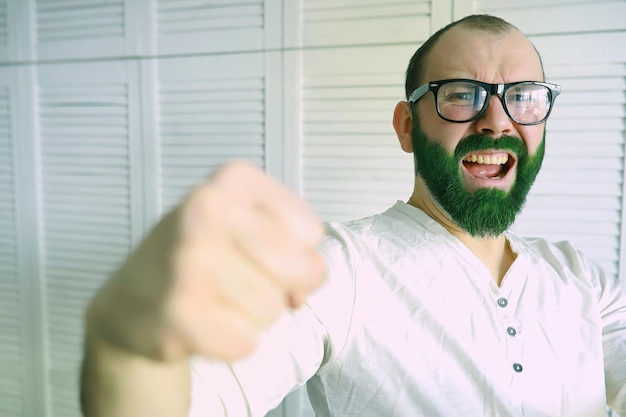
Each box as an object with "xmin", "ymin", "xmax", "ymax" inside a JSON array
[{"xmin": 408, "ymin": 79, "xmax": 561, "ymax": 125}]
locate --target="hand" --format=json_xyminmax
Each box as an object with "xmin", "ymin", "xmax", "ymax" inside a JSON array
[{"xmin": 86, "ymin": 161, "xmax": 326, "ymax": 362}]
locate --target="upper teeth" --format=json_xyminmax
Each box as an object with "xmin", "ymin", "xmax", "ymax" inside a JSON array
[{"xmin": 464, "ymin": 154, "xmax": 509, "ymax": 165}]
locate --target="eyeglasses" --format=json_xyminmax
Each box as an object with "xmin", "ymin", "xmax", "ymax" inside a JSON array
[{"xmin": 408, "ymin": 79, "xmax": 561, "ymax": 125}]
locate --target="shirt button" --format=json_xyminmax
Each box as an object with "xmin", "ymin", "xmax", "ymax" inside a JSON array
[
  {"xmin": 513, "ymin": 363, "xmax": 523, "ymax": 373},
  {"xmin": 497, "ymin": 298, "xmax": 508, "ymax": 308},
  {"xmin": 507, "ymin": 327, "xmax": 517, "ymax": 337}
]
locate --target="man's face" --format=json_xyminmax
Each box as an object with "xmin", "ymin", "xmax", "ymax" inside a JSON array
[{"xmin": 410, "ymin": 27, "xmax": 547, "ymax": 236}]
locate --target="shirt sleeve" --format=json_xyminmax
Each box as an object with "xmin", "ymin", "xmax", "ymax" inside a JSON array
[
  {"xmin": 186, "ymin": 222, "xmax": 358, "ymax": 417},
  {"xmin": 596, "ymin": 261, "xmax": 626, "ymax": 414},
  {"xmin": 187, "ymin": 304, "xmax": 327, "ymax": 417}
]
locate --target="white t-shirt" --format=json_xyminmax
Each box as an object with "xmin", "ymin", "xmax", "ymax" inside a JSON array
[{"xmin": 189, "ymin": 202, "xmax": 626, "ymax": 417}]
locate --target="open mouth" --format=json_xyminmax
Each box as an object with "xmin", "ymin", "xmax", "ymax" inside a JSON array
[{"xmin": 461, "ymin": 152, "xmax": 514, "ymax": 180}]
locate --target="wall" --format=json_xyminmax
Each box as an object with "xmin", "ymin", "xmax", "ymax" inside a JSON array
[{"xmin": 0, "ymin": 1, "xmax": 624, "ymax": 416}]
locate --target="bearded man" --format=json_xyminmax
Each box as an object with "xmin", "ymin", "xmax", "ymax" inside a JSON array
[{"xmin": 81, "ymin": 14, "xmax": 626, "ymax": 417}]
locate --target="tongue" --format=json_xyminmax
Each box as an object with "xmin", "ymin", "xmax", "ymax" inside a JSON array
[{"xmin": 464, "ymin": 162, "xmax": 502, "ymax": 179}]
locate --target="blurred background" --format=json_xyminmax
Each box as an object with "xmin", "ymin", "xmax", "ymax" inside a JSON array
[{"xmin": 0, "ymin": 0, "xmax": 624, "ymax": 416}]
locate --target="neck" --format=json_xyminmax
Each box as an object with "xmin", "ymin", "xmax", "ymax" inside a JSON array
[
  {"xmin": 408, "ymin": 180, "xmax": 516, "ymax": 286},
  {"xmin": 454, "ymin": 232, "xmax": 515, "ymax": 286}
]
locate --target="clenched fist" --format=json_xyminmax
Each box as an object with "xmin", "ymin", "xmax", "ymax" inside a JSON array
[{"xmin": 86, "ymin": 161, "xmax": 327, "ymax": 363}]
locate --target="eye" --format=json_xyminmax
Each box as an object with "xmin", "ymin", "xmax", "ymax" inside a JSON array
[
  {"xmin": 438, "ymin": 82, "xmax": 486, "ymax": 111},
  {"xmin": 511, "ymin": 93, "xmax": 533, "ymax": 103},
  {"xmin": 445, "ymin": 91, "xmax": 474, "ymax": 103}
]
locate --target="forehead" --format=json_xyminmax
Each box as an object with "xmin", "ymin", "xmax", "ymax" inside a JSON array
[{"xmin": 423, "ymin": 26, "xmax": 544, "ymax": 83}]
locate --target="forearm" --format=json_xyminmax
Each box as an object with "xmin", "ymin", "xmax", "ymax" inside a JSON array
[{"xmin": 80, "ymin": 335, "xmax": 191, "ymax": 417}]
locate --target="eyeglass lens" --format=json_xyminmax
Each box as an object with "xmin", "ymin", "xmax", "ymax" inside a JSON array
[{"xmin": 436, "ymin": 81, "xmax": 552, "ymax": 124}]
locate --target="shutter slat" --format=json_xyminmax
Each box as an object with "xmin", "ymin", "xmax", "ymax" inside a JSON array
[
  {"xmin": 43, "ymin": 211, "xmax": 130, "ymax": 228},
  {"xmin": 162, "ymin": 102, "xmax": 263, "ymax": 114},
  {"xmin": 304, "ymin": 123, "xmax": 395, "ymax": 134},
  {"xmin": 36, "ymin": 0, "xmax": 124, "ymax": 42},
  {"xmin": 0, "ymin": 0, "xmax": 7, "ymax": 47},
  {"xmin": 536, "ymin": 169, "xmax": 622, "ymax": 185},
  {"xmin": 157, "ymin": 1, "xmax": 263, "ymax": 34},
  {"xmin": 476, "ymin": 1, "xmax": 626, "ymax": 35},
  {"xmin": 305, "ymin": 3, "xmax": 428, "ymax": 21},
  {"xmin": 304, "ymin": 0, "xmax": 430, "ymax": 6},
  {"xmin": 552, "ymin": 105, "xmax": 625, "ymax": 119},
  {"xmin": 304, "ymin": 14, "xmax": 430, "ymax": 47},
  {"xmin": 548, "ymin": 63, "xmax": 626, "ymax": 78},
  {"xmin": 160, "ymin": 17, "xmax": 263, "ymax": 34},
  {"xmin": 160, "ymin": 134, "xmax": 263, "ymax": 146},
  {"xmin": 534, "ymin": 32, "xmax": 626, "ymax": 64}
]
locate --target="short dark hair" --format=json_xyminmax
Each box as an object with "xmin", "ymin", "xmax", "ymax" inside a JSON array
[{"xmin": 404, "ymin": 15, "xmax": 522, "ymax": 100}]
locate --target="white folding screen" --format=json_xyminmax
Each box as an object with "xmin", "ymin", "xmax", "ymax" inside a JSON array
[
  {"xmin": 2, "ymin": 1, "xmax": 284, "ymax": 416},
  {"xmin": 2, "ymin": 1, "xmax": 625, "ymax": 417}
]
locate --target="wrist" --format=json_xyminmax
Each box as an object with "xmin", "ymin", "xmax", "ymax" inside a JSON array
[{"xmin": 81, "ymin": 329, "xmax": 191, "ymax": 417}]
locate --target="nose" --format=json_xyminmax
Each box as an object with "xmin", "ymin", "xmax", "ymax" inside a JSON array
[{"xmin": 474, "ymin": 95, "xmax": 514, "ymax": 138}]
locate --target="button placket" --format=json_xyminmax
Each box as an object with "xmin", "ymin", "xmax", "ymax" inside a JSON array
[
  {"xmin": 494, "ymin": 295, "xmax": 524, "ymax": 377},
  {"xmin": 497, "ymin": 260, "xmax": 530, "ymax": 411}
]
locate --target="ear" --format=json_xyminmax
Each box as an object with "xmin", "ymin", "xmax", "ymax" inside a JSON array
[{"xmin": 393, "ymin": 101, "xmax": 414, "ymax": 153}]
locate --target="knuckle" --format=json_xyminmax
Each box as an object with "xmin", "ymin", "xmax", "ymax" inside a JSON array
[
  {"xmin": 289, "ymin": 250, "xmax": 327, "ymax": 304},
  {"xmin": 291, "ymin": 211, "xmax": 325, "ymax": 246},
  {"xmin": 228, "ymin": 334, "xmax": 260, "ymax": 360},
  {"xmin": 298, "ymin": 249, "xmax": 328, "ymax": 283},
  {"xmin": 202, "ymin": 325, "xmax": 261, "ymax": 361},
  {"xmin": 258, "ymin": 293, "xmax": 286, "ymax": 325},
  {"xmin": 312, "ymin": 250, "xmax": 328, "ymax": 278},
  {"xmin": 211, "ymin": 161, "xmax": 261, "ymax": 188},
  {"xmin": 185, "ymin": 184, "xmax": 223, "ymax": 217}
]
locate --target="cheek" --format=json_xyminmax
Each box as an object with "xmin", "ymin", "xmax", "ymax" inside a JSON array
[
  {"xmin": 520, "ymin": 125, "xmax": 545, "ymax": 154},
  {"xmin": 421, "ymin": 123, "xmax": 471, "ymax": 153},
  {"xmin": 416, "ymin": 101, "xmax": 468, "ymax": 151}
]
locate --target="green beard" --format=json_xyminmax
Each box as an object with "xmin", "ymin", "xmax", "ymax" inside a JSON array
[{"xmin": 412, "ymin": 120, "xmax": 545, "ymax": 238}]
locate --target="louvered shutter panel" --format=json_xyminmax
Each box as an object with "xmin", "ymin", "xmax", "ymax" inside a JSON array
[
  {"xmin": 157, "ymin": 53, "xmax": 267, "ymax": 213},
  {"xmin": 517, "ymin": 61, "xmax": 625, "ymax": 282},
  {"xmin": 470, "ymin": 1, "xmax": 626, "ymax": 287},
  {"xmin": 35, "ymin": 0, "xmax": 127, "ymax": 60},
  {"xmin": 301, "ymin": 1, "xmax": 435, "ymax": 222},
  {"xmin": 0, "ymin": 73, "xmax": 24, "ymax": 417},
  {"xmin": 301, "ymin": 53, "xmax": 414, "ymax": 221},
  {"xmin": 37, "ymin": 61, "xmax": 140, "ymax": 417},
  {"xmin": 302, "ymin": 0, "xmax": 430, "ymax": 46},
  {"xmin": 156, "ymin": 0, "xmax": 265, "ymax": 55},
  {"xmin": 0, "ymin": 0, "xmax": 7, "ymax": 61}
]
